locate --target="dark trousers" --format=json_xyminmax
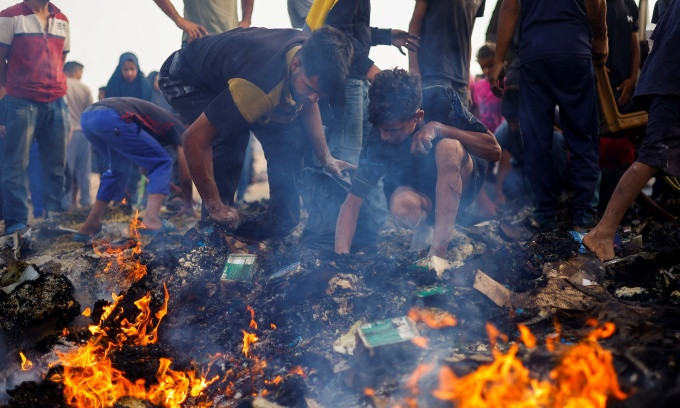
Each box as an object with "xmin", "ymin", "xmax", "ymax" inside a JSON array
[{"xmin": 519, "ymin": 57, "xmax": 600, "ymax": 225}]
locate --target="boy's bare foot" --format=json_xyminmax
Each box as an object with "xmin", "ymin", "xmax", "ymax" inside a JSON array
[{"xmin": 582, "ymin": 230, "xmax": 615, "ymax": 261}]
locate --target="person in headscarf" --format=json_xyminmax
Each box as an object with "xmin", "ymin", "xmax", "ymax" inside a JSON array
[{"xmin": 105, "ymin": 52, "xmax": 152, "ymax": 101}]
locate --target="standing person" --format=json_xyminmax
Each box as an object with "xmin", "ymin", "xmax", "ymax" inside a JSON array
[
  {"xmin": 159, "ymin": 26, "xmax": 354, "ymax": 237},
  {"xmin": 605, "ymin": 0, "xmax": 640, "ymax": 113},
  {"xmin": 64, "ymin": 61, "xmax": 93, "ymax": 210},
  {"xmin": 584, "ymin": 0, "xmax": 680, "ymax": 261},
  {"xmin": 74, "ymin": 98, "xmax": 193, "ymax": 242},
  {"xmin": 152, "ymin": 0, "xmax": 254, "ymax": 45},
  {"xmin": 288, "ymin": 0, "xmax": 313, "ymax": 29},
  {"xmin": 0, "ymin": 0, "xmax": 70, "ymax": 234},
  {"xmin": 490, "ymin": 0, "xmax": 608, "ymax": 231},
  {"xmin": 409, "ymin": 0, "xmax": 486, "ymax": 107}
]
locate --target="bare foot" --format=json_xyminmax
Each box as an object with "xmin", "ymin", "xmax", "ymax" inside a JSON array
[{"xmin": 582, "ymin": 230, "xmax": 615, "ymax": 261}]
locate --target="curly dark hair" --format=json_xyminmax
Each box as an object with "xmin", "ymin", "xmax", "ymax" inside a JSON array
[
  {"xmin": 368, "ymin": 68, "xmax": 422, "ymax": 126},
  {"xmin": 299, "ymin": 26, "xmax": 354, "ymax": 95}
]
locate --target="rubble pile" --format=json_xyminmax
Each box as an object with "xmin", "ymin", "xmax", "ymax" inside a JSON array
[{"xmin": 0, "ymin": 203, "xmax": 679, "ymax": 407}]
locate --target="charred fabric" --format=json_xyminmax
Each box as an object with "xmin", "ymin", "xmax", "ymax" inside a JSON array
[{"xmin": 1, "ymin": 202, "xmax": 680, "ymax": 408}]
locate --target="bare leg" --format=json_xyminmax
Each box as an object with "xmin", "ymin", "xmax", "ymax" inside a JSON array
[
  {"xmin": 583, "ymin": 162, "xmax": 658, "ymax": 260},
  {"xmin": 142, "ymin": 193, "xmax": 166, "ymax": 230},
  {"xmin": 78, "ymin": 200, "xmax": 109, "ymax": 234}
]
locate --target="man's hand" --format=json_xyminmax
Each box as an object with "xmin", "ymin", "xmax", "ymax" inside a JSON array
[
  {"xmin": 616, "ymin": 77, "xmax": 636, "ymax": 107},
  {"xmin": 207, "ymin": 203, "xmax": 241, "ymax": 229},
  {"xmin": 175, "ymin": 17, "xmax": 208, "ymax": 43},
  {"xmin": 391, "ymin": 29, "xmax": 420, "ymax": 55},
  {"xmin": 322, "ymin": 155, "xmax": 357, "ymax": 178},
  {"xmin": 592, "ymin": 37, "xmax": 609, "ymax": 66},
  {"xmin": 238, "ymin": 19, "xmax": 251, "ymax": 28},
  {"xmin": 489, "ymin": 62, "xmax": 506, "ymax": 97},
  {"xmin": 411, "ymin": 122, "xmax": 438, "ymax": 156}
]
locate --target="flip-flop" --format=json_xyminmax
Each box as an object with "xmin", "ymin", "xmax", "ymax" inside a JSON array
[
  {"xmin": 72, "ymin": 224, "xmax": 103, "ymax": 243},
  {"xmin": 139, "ymin": 219, "xmax": 177, "ymax": 236}
]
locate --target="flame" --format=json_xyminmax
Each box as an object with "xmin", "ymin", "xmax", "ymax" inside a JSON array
[
  {"xmin": 519, "ymin": 324, "xmax": 537, "ymax": 349},
  {"xmin": 408, "ymin": 308, "xmax": 457, "ymax": 329},
  {"xmin": 63, "ymin": 328, "xmax": 70, "ymax": 336},
  {"xmin": 82, "ymin": 307, "xmax": 92, "ymax": 317},
  {"xmin": 270, "ymin": 323, "xmax": 277, "ymax": 330},
  {"xmin": 429, "ymin": 322, "xmax": 627, "ymax": 408},
  {"xmin": 264, "ymin": 376, "xmax": 283, "ymax": 386},
  {"xmin": 241, "ymin": 330, "xmax": 259, "ymax": 358},
  {"xmin": 246, "ymin": 305, "xmax": 258, "ymax": 329},
  {"xmin": 52, "ymin": 285, "xmax": 218, "ymax": 408},
  {"xmin": 364, "ymin": 388, "xmax": 375, "ymax": 397},
  {"xmin": 289, "ymin": 366, "xmax": 305, "ymax": 377},
  {"xmin": 19, "ymin": 352, "xmax": 33, "ymax": 371},
  {"xmin": 411, "ymin": 336, "xmax": 429, "ymax": 349},
  {"xmin": 121, "ymin": 198, "xmax": 127, "ymax": 205}
]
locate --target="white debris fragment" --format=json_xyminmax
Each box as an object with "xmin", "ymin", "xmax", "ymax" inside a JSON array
[{"xmin": 614, "ymin": 286, "xmax": 648, "ymax": 298}]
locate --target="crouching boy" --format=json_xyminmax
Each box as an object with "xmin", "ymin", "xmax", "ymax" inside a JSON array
[{"xmin": 334, "ymin": 69, "xmax": 501, "ymax": 261}]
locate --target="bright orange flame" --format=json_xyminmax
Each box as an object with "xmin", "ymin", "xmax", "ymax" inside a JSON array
[
  {"xmin": 63, "ymin": 328, "xmax": 70, "ymax": 336},
  {"xmin": 19, "ymin": 352, "xmax": 33, "ymax": 371},
  {"xmin": 411, "ymin": 336, "xmax": 429, "ymax": 349},
  {"xmin": 364, "ymin": 388, "xmax": 375, "ymax": 397},
  {"xmin": 270, "ymin": 323, "xmax": 277, "ymax": 330},
  {"xmin": 83, "ymin": 307, "xmax": 92, "ymax": 317},
  {"xmin": 242, "ymin": 330, "xmax": 259, "ymax": 358},
  {"xmin": 519, "ymin": 324, "xmax": 537, "ymax": 349},
  {"xmin": 121, "ymin": 198, "xmax": 127, "ymax": 205},
  {"xmin": 264, "ymin": 376, "xmax": 283, "ymax": 386},
  {"xmin": 408, "ymin": 308, "xmax": 457, "ymax": 329},
  {"xmin": 406, "ymin": 363, "xmax": 436, "ymax": 396},
  {"xmin": 289, "ymin": 366, "xmax": 305, "ymax": 377},
  {"xmin": 246, "ymin": 305, "xmax": 258, "ymax": 330},
  {"xmin": 430, "ymin": 322, "xmax": 627, "ymax": 408},
  {"xmin": 52, "ymin": 285, "xmax": 218, "ymax": 408}
]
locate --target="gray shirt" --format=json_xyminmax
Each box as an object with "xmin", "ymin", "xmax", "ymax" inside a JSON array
[
  {"xmin": 65, "ymin": 77, "xmax": 93, "ymax": 132},
  {"xmin": 183, "ymin": 0, "xmax": 238, "ymax": 43}
]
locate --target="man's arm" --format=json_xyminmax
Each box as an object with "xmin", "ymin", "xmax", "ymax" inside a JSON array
[
  {"xmin": 152, "ymin": 0, "xmax": 208, "ymax": 43},
  {"xmin": 239, "ymin": 0, "xmax": 254, "ymax": 28},
  {"xmin": 335, "ymin": 193, "xmax": 364, "ymax": 253},
  {"xmin": 489, "ymin": 0, "xmax": 520, "ymax": 96},
  {"xmin": 408, "ymin": 0, "xmax": 427, "ymax": 75},
  {"xmin": 412, "ymin": 122, "xmax": 502, "ymax": 162},
  {"xmin": 495, "ymin": 148, "xmax": 512, "ymax": 205},
  {"xmin": 300, "ymin": 101, "xmax": 356, "ymax": 175},
  {"xmin": 585, "ymin": 0, "xmax": 608, "ymax": 66},
  {"xmin": 182, "ymin": 113, "xmax": 239, "ymax": 227}
]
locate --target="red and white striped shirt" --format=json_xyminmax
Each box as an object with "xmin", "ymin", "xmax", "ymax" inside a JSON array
[{"xmin": 0, "ymin": 2, "xmax": 69, "ymax": 102}]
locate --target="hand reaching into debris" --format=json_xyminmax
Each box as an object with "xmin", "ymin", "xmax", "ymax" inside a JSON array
[
  {"xmin": 391, "ymin": 29, "xmax": 420, "ymax": 55},
  {"xmin": 322, "ymin": 155, "xmax": 356, "ymax": 178},
  {"xmin": 208, "ymin": 204, "xmax": 240, "ymax": 230}
]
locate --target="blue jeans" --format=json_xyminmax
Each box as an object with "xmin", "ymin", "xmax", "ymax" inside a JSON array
[
  {"xmin": 28, "ymin": 140, "xmax": 45, "ymax": 218},
  {"xmin": 81, "ymin": 108, "xmax": 172, "ymax": 202},
  {"xmin": 66, "ymin": 130, "xmax": 92, "ymax": 207},
  {"xmin": 327, "ymin": 78, "xmax": 371, "ymax": 166},
  {"xmin": 1, "ymin": 96, "xmax": 68, "ymax": 226}
]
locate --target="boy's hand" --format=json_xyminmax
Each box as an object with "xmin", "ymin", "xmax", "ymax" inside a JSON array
[
  {"xmin": 323, "ymin": 156, "xmax": 356, "ymax": 178},
  {"xmin": 411, "ymin": 122, "xmax": 438, "ymax": 156},
  {"xmin": 391, "ymin": 30, "xmax": 420, "ymax": 55},
  {"xmin": 616, "ymin": 77, "xmax": 636, "ymax": 107}
]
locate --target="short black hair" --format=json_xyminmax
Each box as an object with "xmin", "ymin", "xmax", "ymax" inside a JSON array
[
  {"xmin": 368, "ymin": 68, "xmax": 422, "ymax": 126},
  {"xmin": 63, "ymin": 61, "xmax": 84, "ymax": 75},
  {"xmin": 299, "ymin": 26, "xmax": 353, "ymax": 94},
  {"xmin": 477, "ymin": 43, "xmax": 496, "ymax": 60}
]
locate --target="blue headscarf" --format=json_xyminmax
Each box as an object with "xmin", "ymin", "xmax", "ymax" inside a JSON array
[{"xmin": 105, "ymin": 52, "xmax": 152, "ymax": 101}]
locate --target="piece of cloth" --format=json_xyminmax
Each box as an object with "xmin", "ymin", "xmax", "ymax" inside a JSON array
[
  {"xmin": 0, "ymin": 2, "xmax": 69, "ymax": 102},
  {"xmin": 606, "ymin": 0, "xmax": 639, "ymax": 87},
  {"xmin": 288, "ymin": 0, "xmax": 314, "ymax": 28},
  {"xmin": 314, "ymin": 0, "xmax": 392, "ymax": 79},
  {"xmin": 422, "ymin": 77, "xmax": 471, "ymax": 109},
  {"xmin": 81, "ymin": 108, "xmax": 173, "ymax": 201},
  {"xmin": 66, "ymin": 130, "xmax": 92, "ymax": 207},
  {"xmin": 183, "ymin": 0, "xmax": 238, "ymax": 43},
  {"xmin": 518, "ymin": 0, "xmax": 592, "ymax": 66},
  {"xmin": 417, "ymin": 0, "xmax": 485, "ymax": 89},
  {"xmin": 519, "ymin": 57, "xmax": 600, "ymax": 225},
  {"xmin": 350, "ymin": 86, "xmax": 489, "ymax": 210},
  {"xmin": 86, "ymin": 97, "xmax": 185, "ymax": 147},
  {"xmin": 1, "ymin": 95, "xmax": 68, "ymax": 226},
  {"xmin": 65, "ymin": 78, "xmax": 93, "ymax": 132},
  {"xmin": 470, "ymin": 78, "xmax": 502, "ymax": 133},
  {"xmin": 651, "ymin": 0, "xmax": 673, "ymax": 23},
  {"xmin": 633, "ymin": 0, "xmax": 680, "ymax": 109},
  {"xmin": 636, "ymin": 94, "xmax": 680, "ymax": 177},
  {"xmin": 105, "ymin": 52, "xmax": 152, "ymax": 101}
]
